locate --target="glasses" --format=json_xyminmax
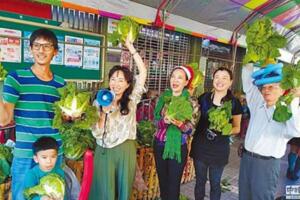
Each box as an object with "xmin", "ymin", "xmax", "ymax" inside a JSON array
[{"xmin": 32, "ymin": 42, "xmax": 54, "ymax": 51}]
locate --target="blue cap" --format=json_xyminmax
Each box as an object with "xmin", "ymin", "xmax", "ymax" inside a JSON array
[{"xmin": 251, "ymin": 63, "xmax": 283, "ymax": 86}]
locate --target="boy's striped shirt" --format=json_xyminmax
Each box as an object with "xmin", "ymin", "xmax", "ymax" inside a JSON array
[{"xmin": 3, "ymin": 68, "xmax": 65, "ymax": 158}]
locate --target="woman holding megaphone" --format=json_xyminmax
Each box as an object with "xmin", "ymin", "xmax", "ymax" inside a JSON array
[{"xmin": 89, "ymin": 36, "xmax": 147, "ymax": 200}]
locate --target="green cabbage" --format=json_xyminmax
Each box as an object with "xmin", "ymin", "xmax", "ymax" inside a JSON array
[
  {"xmin": 0, "ymin": 145, "xmax": 13, "ymax": 184},
  {"xmin": 61, "ymin": 127, "xmax": 96, "ymax": 160},
  {"xmin": 56, "ymin": 83, "xmax": 89, "ymax": 118},
  {"xmin": 53, "ymin": 83, "xmax": 98, "ymax": 130},
  {"xmin": 0, "ymin": 63, "xmax": 7, "ymax": 81},
  {"xmin": 23, "ymin": 173, "xmax": 65, "ymax": 200},
  {"xmin": 109, "ymin": 16, "xmax": 141, "ymax": 46}
]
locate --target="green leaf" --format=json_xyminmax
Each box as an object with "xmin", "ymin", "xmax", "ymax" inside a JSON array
[
  {"xmin": 137, "ymin": 120, "xmax": 156, "ymax": 146},
  {"xmin": 222, "ymin": 124, "xmax": 232, "ymax": 135},
  {"xmin": 0, "ymin": 63, "xmax": 8, "ymax": 81},
  {"xmin": 23, "ymin": 173, "xmax": 65, "ymax": 199},
  {"xmin": 110, "ymin": 16, "xmax": 141, "ymax": 46},
  {"xmin": 273, "ymin": 104, "xmax": 292, "ymax": 122},
  {"xmin": 208, "ymin": 101, "xmax": 232, "ymax": 135},
  {"xmin": 166, "ymin": 96, "xmax": 193, "ymax": 121},
  {"xmin": 281, "ymin": 64, "xmax": 300, "ymax": 90},
  {"xmin": 243, "ymin": 18, "xmax": 286, "ymax": 65},
  {"xmin": 52, "ymin": 83, "xmax": 99, "ymax": 130}
]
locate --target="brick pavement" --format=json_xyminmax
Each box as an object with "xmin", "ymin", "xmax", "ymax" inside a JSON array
[
  {"xmin": 180, "ymin": 138, "xmax": 240, "ymax": 200},
  {"xmin": 180, "ymin": 138, "xmax": 300, "ymax": 200}
]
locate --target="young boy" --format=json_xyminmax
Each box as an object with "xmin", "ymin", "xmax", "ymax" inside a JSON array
[{"xmin": 23, "ymin": 136, "xmax": 65, "ymax": 200}]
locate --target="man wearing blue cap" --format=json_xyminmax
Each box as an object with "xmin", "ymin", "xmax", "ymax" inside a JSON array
[{"xmin": 238, "ymin": 63, "xmax": 300, "ymax": 200}]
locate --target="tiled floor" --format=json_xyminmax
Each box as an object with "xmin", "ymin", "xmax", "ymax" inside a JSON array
[{"xmin": 180, "ymin": 138, "xmax": 300, "ymax": 200}]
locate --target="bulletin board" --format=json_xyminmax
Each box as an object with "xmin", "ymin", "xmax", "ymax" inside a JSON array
[{"xmin": 0, "ymin": 11, "xmax": 105, "ymax": 80}]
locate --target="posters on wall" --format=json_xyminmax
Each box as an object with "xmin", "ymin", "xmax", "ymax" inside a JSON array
[
  {"xmin": 0, "ymin": 28, "xmax": 21, "ymax": 63},
  {"xmin": 52, "ymin": 36, "xmax": 64, "ymax": 65},
  {"xmin": 23, "ymin": 31, "xmax": 33, "ymax": 63},
  {"xmin": 83, "ymin": 38, "xmax": 100, "ymax": 70},
  {"xmin": 64, "ymin": 35, "xmax": 83, "ymax": 67},
  {"xmin": 0, "ymin": 27, "xmax": 101, "ymax": 74}
]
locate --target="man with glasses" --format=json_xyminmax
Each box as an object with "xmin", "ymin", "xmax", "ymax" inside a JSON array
[
  {"xmin": 0, "ymin": 28, "xmax": 65, "ymax": 200},
  {"xmin": 239, "ymin": 63, "xmax": 300, "ymax": 200}
]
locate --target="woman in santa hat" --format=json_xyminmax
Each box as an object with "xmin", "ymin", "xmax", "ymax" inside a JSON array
[{"xmin": 153, "ymin": 65, "xmax": 198, "ymax": 200}]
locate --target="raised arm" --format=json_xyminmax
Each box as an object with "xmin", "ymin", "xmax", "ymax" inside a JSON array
[
  {"xmin": 124, "ymin": 38, "xmax": 147, "ymax": 87},
  {"xmin": 242, "ymin": 63, "xmax": 263, "ymax": 109},
  {"xmin": 242, "ymin": 63, "xmax": 255, "ymax": 94}
]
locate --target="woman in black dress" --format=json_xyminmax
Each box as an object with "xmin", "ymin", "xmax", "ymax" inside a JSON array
[{"xmin": 190, "ymin": 67, "xmax": 242, "ymax": 200}]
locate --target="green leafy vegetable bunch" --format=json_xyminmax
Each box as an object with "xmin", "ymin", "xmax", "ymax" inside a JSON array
[
  {"xmin": 273, "ymin": 61, "xmax": 300, "ymax": 122},
  {"xmin": 207, "ymin": 101, "xmax": 232, "ymax": 135},
  {"xmin": 0, "ymin": 144, "xmax": 13, "ymax": 184},
  {"xmin": 53, "ymin": 83, "xmax": 98, "ymax": 130},
  {"xmin": 165, "ymin": 96, "xmax": 193, "ymax": 121},
  {"xmin": 23, "ymin": 173, "xmax": 65, "ymax": 200},
  {"xmin": 137, "ymin": 120, "xmax": 156, "ymax": 146},
  {"xmin": 243, "ymin": 18, "xmax": 286, "ymax": 66},
  {"xmin": 109, "ymin": 16, "xmax": 141, "ymax": 46},
  {"xmin": 0, "ymin": 63, "xmax": 7, "ymax": 81},
  {"xmin": 60, "ymin": 126, "xmax": 96, "ymax": 160}
]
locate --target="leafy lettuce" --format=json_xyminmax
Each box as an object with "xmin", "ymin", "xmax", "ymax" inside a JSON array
[
  {"xmin": 243, "ymin": 18, "xmax": 286, "ymax": 66},
  {"xmin": 137, "ymin": 120, "xmax": 156, "ymax": 146},
  {"xmin": 208, "ymin": 101, "xmax": 232, "ymax": 135},
  {"xmin": 165, "ymin": 96, "xmax": 193, "ymax": 121},
  {"xmin": 273, "ymin": 61, "xmax": 300, "ymax": 122},
  {"xmin": 0, "ymin": 63, "xmax": 7, "ymax": 81}
]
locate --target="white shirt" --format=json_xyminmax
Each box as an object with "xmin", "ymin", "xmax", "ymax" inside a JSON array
[
  {"xmin": 242, "ymin": 64, "xmax": 300, "ymax": 158},
  {"xmin": 91, "ymin": 75, "xmax": 146, "ymax": 148}
]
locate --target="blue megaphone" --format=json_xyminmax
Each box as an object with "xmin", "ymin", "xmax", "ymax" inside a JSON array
[{"xmin": 96, "ymin": 89, "xmax": 115, "ymax": 107}]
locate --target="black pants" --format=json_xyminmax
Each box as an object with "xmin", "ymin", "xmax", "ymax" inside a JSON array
[{"xmin": 153, "ymin": 140, "xmax": 188, "ymax": 200}]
